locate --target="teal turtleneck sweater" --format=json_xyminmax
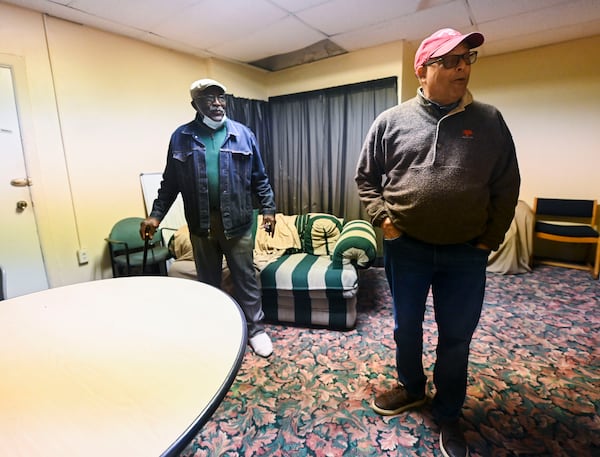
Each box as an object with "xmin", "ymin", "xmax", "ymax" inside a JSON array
[{"xmin": 198, "ymin": 124, "xmax": 227, "ymax": 209}]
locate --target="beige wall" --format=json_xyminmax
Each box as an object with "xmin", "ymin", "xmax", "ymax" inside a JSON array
[
  {"xmin": 469, "ymin": 35, "xmax": 600, "ymax": 207},
  {"xmin": 1, "ymin": 2, "xmax": 599, "ymax": 288},
  {"xmin": 0, "ymin": 3, "xmax": 268, "ymax": 286}
]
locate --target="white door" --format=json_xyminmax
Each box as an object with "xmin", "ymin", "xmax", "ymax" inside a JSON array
[{"xmin": 0, "ymin": 65, "xmax": 49, "ymax": 298}]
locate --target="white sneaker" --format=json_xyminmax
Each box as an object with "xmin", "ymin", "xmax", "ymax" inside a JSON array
[{"xmin": 249, "ymin": 332, "xmax": 273, "ymax": 358}]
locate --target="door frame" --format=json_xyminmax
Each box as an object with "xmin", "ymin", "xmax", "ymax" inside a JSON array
[{"xmin": 1, "ymin": 53, "xmax": 49, "ymax": 293}]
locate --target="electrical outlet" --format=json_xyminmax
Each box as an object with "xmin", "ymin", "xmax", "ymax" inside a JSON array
[{"xmin": 77, "ymin": 249, "xmax": 89, "ymax": 265}]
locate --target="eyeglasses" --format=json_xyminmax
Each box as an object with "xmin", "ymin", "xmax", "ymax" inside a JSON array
[
  {"xmin": 424, "ymin": 51, "xmax": 478, "ymax": 69},
  {"xmin": 197, "ymin": 94, "xmax": 227, "ymax": 104}
]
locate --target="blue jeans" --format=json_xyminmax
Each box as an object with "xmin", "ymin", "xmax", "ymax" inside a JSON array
[
  {"xmin": 190, "ymin": 211, "xmax": 264, "ymax": 337},
  {"xmin": 384, "ymin": 234, "xmax": 488, "ymax": 422}
]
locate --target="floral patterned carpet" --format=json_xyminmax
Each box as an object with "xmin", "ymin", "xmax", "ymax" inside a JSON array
[{"xmin": 182, "ymin": 266, "xmax": 599, "ymax": 457}]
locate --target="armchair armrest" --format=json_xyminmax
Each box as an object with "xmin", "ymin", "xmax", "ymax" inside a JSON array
[
  {"xmin": 331, "ymin": 219, "xmax": 377, "ymax": 269},
  {"xmin": 105, "ymin": 237, "xmax": 161, "ymax": 255},
  {"xmin": 105, "ymin": 237, "xmax": 129, "ymax": 252}
]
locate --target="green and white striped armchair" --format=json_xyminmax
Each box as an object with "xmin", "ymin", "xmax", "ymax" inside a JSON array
[
  {"xmin": 258, "ymin": 214, "xmax": 377, "ymax": 329},
  {"xmin": 168, "ymin": 212, "xmax": 377, "ymax": 330}
]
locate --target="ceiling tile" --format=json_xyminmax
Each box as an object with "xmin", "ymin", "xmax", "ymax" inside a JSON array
[
  {"xmin": 479, "ymin": 0, "xmax": 600, "ymax": 41},
  {"xmin": 332, "ymin": 1, "xmax": 472, "ymax": 52},
  {"xmin": 296, "ymin": 0, "xmax": 422, "ymax": 35},
  {"xmin": 68, "ymin": 0, "xmax": 199, "ymax": 29},
  {"xmin": 468, "ymin": 0, "xmax": 573, "ymax": 23},
  {"xmin": 151, "ymin": 0, "xmax": 288, "ymax": 49},
  {"xmin": 269, "ymin": 0, "xmax": 332, "ymax": 13},
  {"xmin": 208, "ymin": 15, "xmax": 326, "ymax": 62}
]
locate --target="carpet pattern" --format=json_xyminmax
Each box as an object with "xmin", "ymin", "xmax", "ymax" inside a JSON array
[{"xmin": 181, "ymin": 266, "xmax": 599, "ymax": 457}]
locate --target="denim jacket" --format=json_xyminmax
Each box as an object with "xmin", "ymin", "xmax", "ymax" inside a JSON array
[{"xmin": 150, "ymin": 115, "xmax": 276, "ymax": 238}]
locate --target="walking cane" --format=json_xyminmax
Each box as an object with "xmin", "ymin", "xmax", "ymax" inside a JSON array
[{"xmin": 142, "ymin": 228, "xmax": 150, "ymax": 274}]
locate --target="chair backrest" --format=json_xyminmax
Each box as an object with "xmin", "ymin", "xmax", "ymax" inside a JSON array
[
  {"xmin": 108, "ymin": 217, "xmax": 162, "ymax": 254},
  {"xmin": 534, "ymin": 198, "xmax": 597, "ymax": 224}
]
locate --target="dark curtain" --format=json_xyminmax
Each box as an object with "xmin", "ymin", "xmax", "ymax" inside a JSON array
[
  {"xmin": 225, "ymin": 95, "xmax": 273, "ymax": 176},
  {"xmin": 268, "ymin": 77, "xmax": 397, "ymax": 220}
]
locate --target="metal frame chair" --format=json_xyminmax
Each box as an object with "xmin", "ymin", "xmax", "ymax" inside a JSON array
[
  {"xmin": 106, "ymin": 217, "xmax": 172, "ymax": 277},
  {"xmin": 532, "ymin": 198, "xmax": 600, "ymax": 279}
]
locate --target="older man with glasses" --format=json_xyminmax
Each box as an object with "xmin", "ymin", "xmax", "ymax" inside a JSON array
[
  {"xmin": 141, "ymin": 79, "xmax": 277, "ymax": 358},
  {"xmin": 356, "ymin": 29, "xmax": 520, "ymax": 457}
]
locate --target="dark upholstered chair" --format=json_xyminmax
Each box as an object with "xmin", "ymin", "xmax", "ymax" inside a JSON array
[{"xmin": 532, "ymin": 198, "xmax": 599, "ymax": 279}]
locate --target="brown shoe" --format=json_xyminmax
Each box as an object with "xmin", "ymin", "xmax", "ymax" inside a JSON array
[
  {"xmin": 440, "ymin": 420, "xmax": 469, "ymax": 457},
  {"xmin": 371, "ymin": 385, "xmax": 427, "ymax": 416}
]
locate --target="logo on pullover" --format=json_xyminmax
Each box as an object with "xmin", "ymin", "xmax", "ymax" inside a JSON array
[{"xmin": 462, "ymin": 129, "xmax": 474, "ymax": 139}]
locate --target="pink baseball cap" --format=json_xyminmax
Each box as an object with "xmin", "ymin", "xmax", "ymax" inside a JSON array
[{"xmin": 414, "ymin": 28, "xmax": 484, "ymax": 74}]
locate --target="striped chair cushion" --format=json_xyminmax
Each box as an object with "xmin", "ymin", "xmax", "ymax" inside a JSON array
[
  {"xmin": 332, "ymin": 219, "xmax": 377, "ymax": 269},
  {"xmin": 260, "ymin": 253, "xmax": 358, "ymax": 291},
  {"xmin": 260, "ymin": 253, "xmax": 359, "ymax": 329},
  {"xmin": 295, "ymin": 213, "xmax": 344, "ymax": 256}
]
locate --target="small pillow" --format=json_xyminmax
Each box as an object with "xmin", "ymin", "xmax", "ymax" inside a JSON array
[
  {"xmin": 169, "ymin": 225, "xmax": 195, "ymax": 261},
  {"xmin": 301, "ymin": 213, "xmax": 343, "ymax": 256}
]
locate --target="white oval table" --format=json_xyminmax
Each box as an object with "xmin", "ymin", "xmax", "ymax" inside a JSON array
[{"xmin": 0, "ymin": 276, "xmax": 247, "ymax": 457}]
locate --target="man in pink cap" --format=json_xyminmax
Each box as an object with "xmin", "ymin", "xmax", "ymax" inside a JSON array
[{"xmin": 356, "ymin": 29, "xmax": 520, "ymax": 457}]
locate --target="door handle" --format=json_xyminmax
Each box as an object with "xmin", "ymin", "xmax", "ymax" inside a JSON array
[{"xmin": 11, "ymin": 178, "xmax": 32, "ymax": 187}]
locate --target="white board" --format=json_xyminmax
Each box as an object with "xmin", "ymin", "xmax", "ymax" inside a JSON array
[{"xmin": 139, "ymin": 172, "xmax": 186, "ymax": 245}]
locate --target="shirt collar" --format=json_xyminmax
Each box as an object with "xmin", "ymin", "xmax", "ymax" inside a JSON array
[{"xmin": 417, "ymin": 88, "xmax": 472, "ymax": 114}]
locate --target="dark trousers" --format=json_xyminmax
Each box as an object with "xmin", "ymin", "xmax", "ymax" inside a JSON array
[
  {"xmin": 190, "ymin": 211, "xmax": 264, "ymax": 337},
  {"xmin": 384, "ymin": 234, "xmax": 488, "ymax": 422}
]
